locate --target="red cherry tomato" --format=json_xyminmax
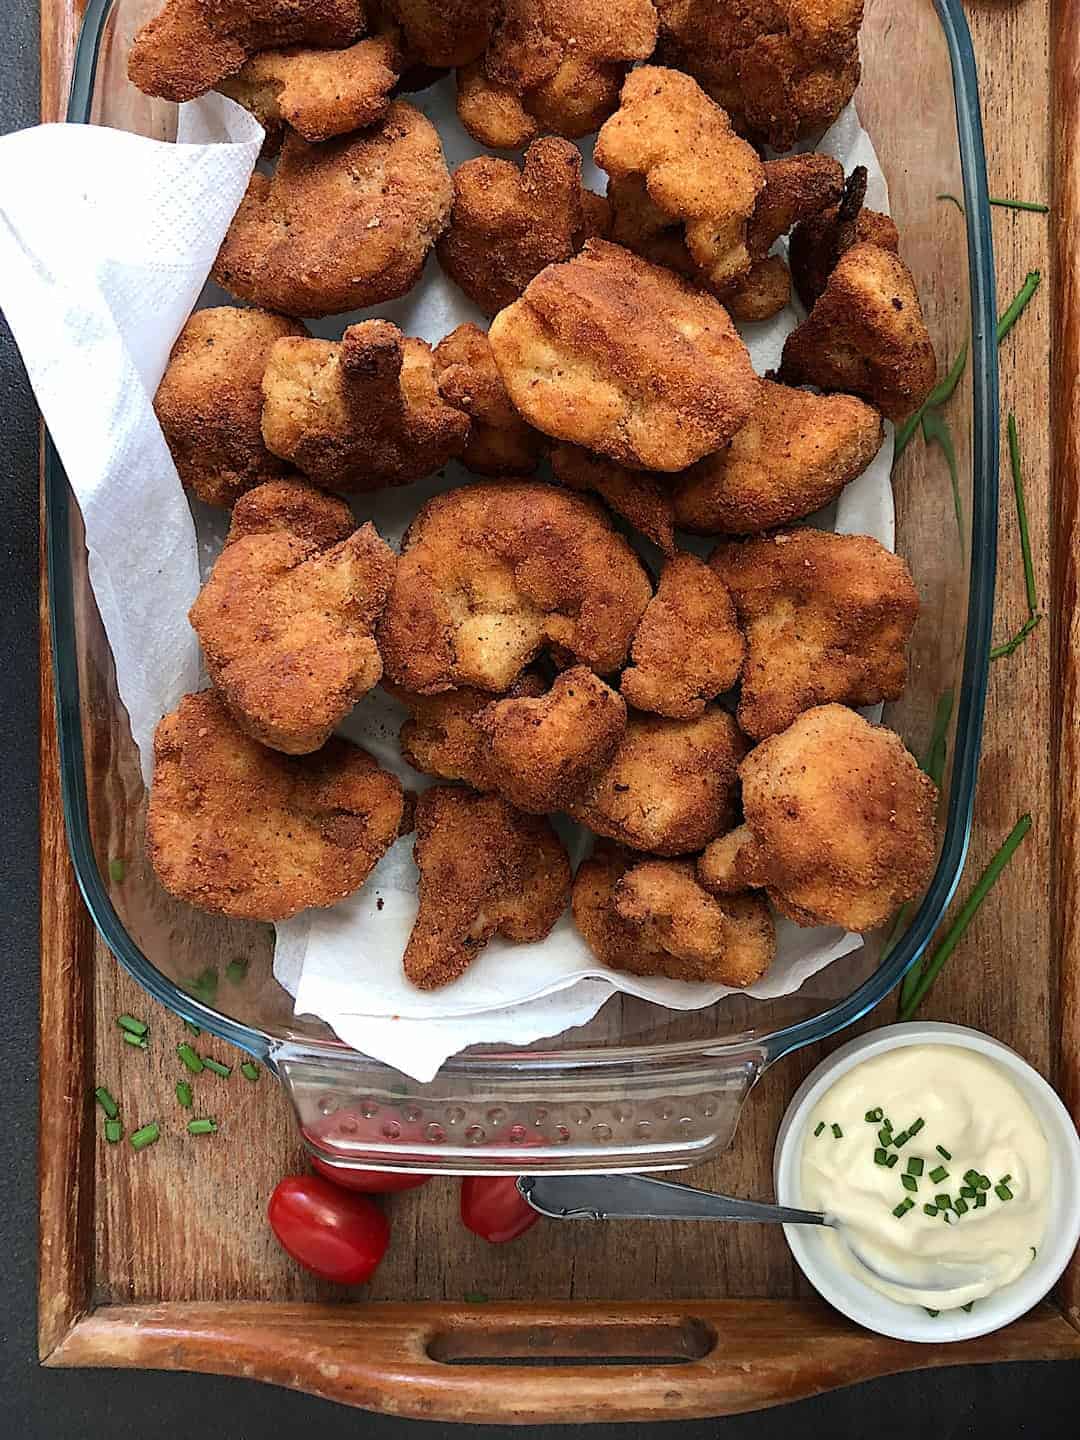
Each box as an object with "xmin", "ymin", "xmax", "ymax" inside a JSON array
[
  {"xmin": 268, "ymin": 1175, "xmax": 390, "ymax": 1284},
  {"xmin": 461, "ymin": 1175, "xmax": 540, "ymax": 1244},
  {"xmin": 310, "ymin": 1156, "xmax": 432, "ymax": 1193}
]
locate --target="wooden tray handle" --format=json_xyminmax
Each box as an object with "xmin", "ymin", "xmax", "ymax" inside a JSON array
[{"xmin": 46, "ymin": 1301, "xmax": 1080, "ymax": 1423}]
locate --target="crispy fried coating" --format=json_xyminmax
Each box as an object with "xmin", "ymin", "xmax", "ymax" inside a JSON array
[
  {"xmin": 569, "ymin": 705, "xmax": 745, "ymax": 855},
  {"xmin": 789, "ymin": 166, "xmax": 900, "ymax": 308},
  {"xmin": 672, "ymin": 380, "xmax": 884, "ymax": 535},
  {"xmin": 779, "ymin": 242, "xmax": 937, "ymax": 422},
  {"xmin": 395, "ymin": 675, "xmax": 545, "ymax": 790},
  {"xmin": 432, "ymin": 324, "xmax": 543, "ymax": 476},
  {"xmin": 621, "ymin": 554, "xmax": 745, "ymax": 719},
  {"xmin": 455, "ymin": 61, "xmax": 540, "ymax": 149},
  {"xmin": 217, "ymin": 31, "xmax": 401, "ymax": 151},
  {"xmin": 550, "ymin": 443, "xmax": 675, "ymax": 554},
  {"xmin": 128, "ymin": 0, "xmax": 367, "ymax": 102},
  {"xmin": 147, "ymin": 689, "xmax": 403, "ymax": 920},
  {"xmin": 654, "ymin": 0, "xmax": 863, "ymax": 151},
  {"xmin": 489, "ymin": 240, "xmax": 760, "ymax": 472},
  {"xmin": 189, "ymin": 480, "xmax": 395, "ymax": 753},
  {"xmin": 595, "ymin": 66, "xmax": 765, "ymax": 292},
  {"xmin": 725, "ymin": 257, "xmax": 792, "ymax": 322},
  {"xmin": 572, "ymin": 844, "xmax": 774, "ymax": 986},
  {"xmin": 383, "ymin": 0, "xmax": 490, "ymax": 66},
  {"xmin": 437, "ymin": 138, "xmax": 609, "ymax": 317},
  {"xmin": 154, "ymin": 306, "xmax": 306, "ymax": 508},
  {"xmin": 712, "ymin": 530, "xmax": 918, "ymax": 740},
  {"xmin": 212, "ymin": 101, "xmax": 452, "ymax": 317},
  {"xmin": 261, "ymin": 320, "xmax": 469, "ymax": 491},
  {"xmin": 698, "ymin": 704, "xmax": 938, "ymax": 931},
  {"xmin": 378, "ymin": 481, "xmax": 653, "ymax": 693},
  {"xmin": 404, "ymin": 786, "xmax": 571, "ymax": 989}
]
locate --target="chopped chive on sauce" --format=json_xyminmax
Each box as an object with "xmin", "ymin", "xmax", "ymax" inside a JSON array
[
  {"xmin": 935, "ymin": 1193, "xmax": 952, "ymax": 1210},
  {"xmin": 176, "ymin": 1081, "xmax": 193, "ymax": 1109},
  {"xmin": 201, "ymin": 1056, "xmax": 232, "ymax": 1078},
  {"xmin": 907, "ymin": 1118, "xmax": 925, "ymax": 1136},
  {"xmin": 974, "ymin": 1192, "xmax": 987, "ymax": 1209},
  {"xmin": 130, "ymin": 1123, "xmax": 160, "ymax": 1151},
  {"xmin": 187, "ymin": 1118, "xmax": 218, "ymax": 1135},
  {"xmin": 122, "ymin": 1031, "xmax": 149, "ymax": 1050},
  {"xmin": 906, "ymin": 1157, "xmax": 924, "ymax": 1177},
  {"xmin": 954, "ymin": 1197, "xmax": 969, "ymax": 1215},
  {"xmin": 1031, "ymin": 1246, "xmax": 1038, "ymax": 1259},
  {"xmin": 959, "ymin": 1185, "xmax": 976, "ymax": 1199},
  {"xmin": 977, "ymin": 1175, "xmax": 991, "ymax": 1190},
  {"xmin": 936, "ymin": 1145, "xmax": 952, "ymax": 1161},
  {"xmin": 893, "ymin": 1198, "xmax": 914, "ymax": 1217},
  {"xmin": 104, "ymin": 1119, "xmax": 123, "ymax": 1144},
  {"xmin": 961, "ymin": 1301, "xmax": 975, "ymax": 1313},
  {"xmin": 240, "ymin": 1061, "xmax": 260, "ymax": 1082},
  {"xmin": 831, "ymin": 1123, "xmax": 843, "ymax": 1139},
  {"xmin": 963, "ymin": 1169, "xmax": 981, "ymax": 1186},
  {"xmin": 877, "ymin": 1127, "xmax": 893, "ymax": 1147},
  {"xmin": 108, "ymin": 858, "xmax": 126, "ymax": 883},
  {"xmin": 891, "ymin": 1130, "xmax": 910, "ymax": 1148},
  {"xmin": 94, "ymin": 1086, "xmax": 119, "ymax": 1120},
  {"xmin": 874, "ymin": 1147, "xmax": 889, "ymax": 1166},
  {"xmin": 923, "ymin": 1203, "xmax": 938, "ymax": 1216},
  {"xmin": 864, "ymin": 1107, "xmax": 884, "ymax": 1123},
  {"xmin": 885, "ymin": 1153, "xmax": 899, "ymax": 1169},
  {"xmin": 999, "ymin": 1173, "xmax": 1013, "ymax": 1185},
  {"xmin": 176, "ymin": 1043, "xmax": 204, "ymax": 1074},
  {"xmin": 995, "ymin": 1182, "xmax": 1014, "ymax": 1202},
  {"xmin": 116, "ymin": 1015, "xmax": 148, "ymax": 1038},
  {"xmin": 925, "ymin": 1308, "xmax": 940, "ymax": 1317},
  {"xmin": 929, "ymin": 1165, "xmax": 949, "ymax": 1184},
  {"xmin": 814, "ymin": 1121, "xmax": 826, "ymax": 1137},
  {"xmin": 901, "ymin": 1173, "xmax": 918, "ymax": 1193}
]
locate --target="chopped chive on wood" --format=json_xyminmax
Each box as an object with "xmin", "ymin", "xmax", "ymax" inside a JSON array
[
  {"xmin": 929, "ymin": 1165, "xmax": 949, "ymax": 1184},
  {"xmin": 864, "ymin": 1107, "xmax": 884, "ymax": 1123},
  {"xmin": 935, "ymin": 1193, "xmax": 952, "ymax": 1210},
  {"xmin": 874, "ymin": 1147, "xmax": 889, "ymax": 1165},
  {"xmin": 94, "ymin": 1086, "xmax": 119, "ymax": 1119},
  {"xmin": 974, "ymin": 1192, "xmax": 987, "ymax": 1208},
  {"xmin": 176, "ymin": 1081, "xmax": 193, "ymax": 1109},
  {"xmin": 240, "ymin": 1061, "xmax": 260, "ymax": 1082},
  {"xmin": 130, "ymin": 1123, "xmax": 160, "ymax": 1151},
  {"xmin": 923, "ymin": 1203, "xmax": 938, "ymax": 1216},
  {"xmin": 464, "ymin": 1291, "xmax": 490, "ymax": 1304},
  {"xmin": 831, "ymin": 1123, "xmax": 843, "ymax": 1139},
  {"xmin": 225, "ymin": 957, "xmax": 249, "ymax": 984},
  {"xmin": 116, "ymin": 1014, "xmax": 148, "ymax": 1038},
  {"xmin": 954, "ymin": 1197, "xmax": 969, "ymax": 1215},
  {"xmin": 937, "ymin": 192, "xmax": 964, "ymax": 214},
  {"xmin": 992, "ymin": 414, "xmax": 1042, "ymax": 661},
  {"xmin": 176, "ymin": 1043, "xmax": 204, "ymax": 1074},
  {"xmin": 108, "ymin": 858, "xmax": 126, "ymax": 883},
  {"xmin": 990, "ymin": 196, "xmax": 1049, "ymax": 213},
  {"xmin": 877, "ymin": 1127, "xmax": 893, "ymax": 1147},
  {"xmin": 201, "ymin": 1056, "xmax": 232, "ymax": 1078},
  {"xmin": 998, "ymin": 270, "xmax": 1042, "ymax": 344},
  {"xmin": 183, "ymin": 1021, "xmax": 202, "ymax": 1037},
  {"xmin": 995, "ymin": 1182, "xmax": 1014, "ymax": 1201},
  {"xmin": 893, "ymin": 1198, "xmax": 915, "ymax": 1217},
  {"xmin": 104, "ymin": 1118, "xmax": 123, "ymax": 1144},
  {"xmin": 885, "ymin": 1153, "xmax": 899, "ymax": 1169},
  {"xmin": 187, "ymin": 1118, "xmax": 218, "ymax": 1135},
  {"xmin": 901, "ymin": 1174, "xmax": 919, "ymax": 1193},
  {"xmin": 122, "ymin": 1031, "xmax": 149, "ymax": 1050},
  {"xmin": 907, "ymin": 1157, "xmax": 924, "ymax": 1177},
  {"xmin": 936, "ymin": 1144, "xmax": 952, "ymax": 1161},
  {"xmin": 814, "ymin": 1121, "xmax": 826, "ymax": 1137}
]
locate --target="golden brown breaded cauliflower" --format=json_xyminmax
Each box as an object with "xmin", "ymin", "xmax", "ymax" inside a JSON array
[
  {"xmin": 595, "ymin": 66, "xmax": 765, "ymax": 292},
  {"xmin": 154, "ymin": 306, "xmax": 306, "ymax": 508},
  {"xmin": 212, "ymin": 100, "xmax": 452, "ymax": 317},
  {"xmin": 712, "ymin": 529, "xmax": 918, "ymax": 740},
  {"xmin": 217, "ymin": 30, "xmax": 401, "ymax": 151},
  {"xmin": 654, "ymin": 0, "xmax": 863, "ymax": 151},
  {"xmin": 189, "ymin": 480, "xmax": 395, "ymax": 753},
  {"xmin": 456, "ymin": 0, "xmax": 659, "ymax": 146},
  {"xmin": 437, "ymin": 139, "xmax": 609, "ymax": 318},
  {"xmin": 147, "ymin": 689, "xmax": 403, "ymax": 921},
  {"xmin": 779, "ymin": 242, "xmax": 937, "ymax": 422},
  {"xmin": 789, "ymin": 165, "xmax": 901, "ymax": 309},
  {"xmin": 454, "ymin": 62, "xmax": 541, "ymax": 150},
  {"xmin": 128, "ymin": 0, "xmax": 367, "ymax": 102},
  {"xmin": 261, "ymin": 320, "xmax": 469, "ymax": 492},
  {"xmin": 569, "ymin": 705, "xmax": 746, "ymax": 855},
  {"xmin": 394, "ymin": 676, "xmax": 545, "ymax": 791},
  {"xmin": 404, "ymin": 785, "xmax": 571, "ymax": 989},
  {"xmin": 489, "ymin": 240, "xmax": 760, "ymax": 472},
  {"xmin": 698, "ymin": 704, "xmax": 937, "ymax": 932},
  {"xmin": 432, "ymin": 324, "xmax": 544, "ymax": 477},
  {"xmin": 572, "ymin": 844, "xmax": 774, "ymax": 986},
  {"xmin": 621, "ymin": 554, "xmax": 745, "ymax": 719},
  {"xmin": 383, "ymin": 0, "xmax": 490, "ymax": 67},
  {"xmin": 378, "ymin": 482, "xmax": 653, "ymax": 694},
  {"xmin": 671, "ymin": 380, "xmax": 884, "ymax": 535},
  {"xmin": 549, "ymin": 443, "xmax": 676, "ymax": 554}
]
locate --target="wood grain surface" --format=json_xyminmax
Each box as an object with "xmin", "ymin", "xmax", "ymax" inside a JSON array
[{"xmin": 37, "ymin": 0, "xmax": 1080, "ymax": 1419}]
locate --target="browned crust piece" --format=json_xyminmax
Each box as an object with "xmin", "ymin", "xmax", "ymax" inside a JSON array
[
  {"xmin": 712, "ymin": 528, "xmax": 918, "ymax": 740},
  {"xmin": 698, "ymin": 703, "xmax": 937, "ymax": 932},
  {"xmin": 621, "ymin": 553, "xmax": 745, "ymax": 719},
  {"xmin": 147, "ymin": 689, "xmax": 403, "ymax": 921},
  {"xmin": 488, "ymin": 239, "xmax": 760, "ymax": 472},
  {"xmin": 393, "ymin": 675, "xmax": 547, "ymax": 791},
  {"xmin": 212, "ymin": 100, "xmax": 452, "ymax": 318},
  {"xmin": 403, "ymin": 785, "xmax": 571, "ymax": 990},
  {"xmin": 549, "ymin": 443, "xmax": 676, "ymax": 555},
  {"xmin": 672, "ymin": 379, "xmax": 884, "ymax": 535},
  {"xmin": 154, "ymin": 306, "xmax": 306, "ymax": 508},
  {"xmin": 437, "ymin": 138, "xmax": 609, "ymax": 318},
  {"xmin": 383, "ymin": 0, "xmax": 491, "ymax": 67},
  {"xmin": 653, "ymin": 0, "xmax": 863, "ymax": 151},
  {"xmin": 189, "ymin": 480, "xmax": 396, "ymax": 754},
  {"xmin": 454, "ymin": 61, "xmax": 541, "ymax": 150},
  {"xmin": 789, "ymin": 165, "xmax": 901, "ymax": 309},
  {"xmin": 217, "ymin": 31, "xmax": 401, "ymax": 151},
  {"xmin": 129, "ymin": 0, "xmax": 367, "ymax": 102},
  {"xmin": 569, "ymin": 705, "xmax": 746, "ymax": 855},
  {"xmin": 779, "ymin": 241, "xmax": 937, "ymax": 422},
  {"xmin": 377, "ymin": 481, "xmax": 653, "ymax": 694},
  {"xmin": 432, "ymin": 324, "xmax": 544, "ymax": 476},
  {"xmin": 261, "ymin": 319, "xmax": 469, "ymax": 492}
]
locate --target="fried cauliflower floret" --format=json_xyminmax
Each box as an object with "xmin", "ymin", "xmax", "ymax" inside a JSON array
[
  {"xmin": 404, "ymin": 786, "xmax": 571, "ymax": 989},
  {"xmin": 779, "ymin": 242, "xmax": 937, "ymax": 422},
  {"xmin": 621, "ymin": 554, "xmax": 745, "ymax": 719},
  {"xmin": 595, "ymin": 66, "xmax": 765, "ymax": 292},
  {"xmin": 383, "ymin": 0, "xmax": 490, "ymax": 66},
  {"xmin": 432, "ymin": 324, "xmax": 543, "ymax": 476},
  {"xmin": 437, "ymin": 139, "xmax": 609, "ymax": 318},
  {"xmin": 724, "ymin": 256, "xmax": 793, "ymax": 322},
  {"xmin": 713, "ymin": 529, "xmax": 918, "ymax": 740},
  {"xmin": 261, "ymin": 320, "xmax": 469, "ymax": 492},
  {"xmin": 217, "ymin": 31, "xmax": 401, "ymax": 152},
  {"xmin": 154, "ymin": 306, "xmax": 306, "ymax": 508},
  {"xmin": 549, "ymin": 443, "xmax": 675, "ymax": 554},
  {"xmin": 569, "ymin": 705, "xmax": 745, "ymax": 855},
  {"xmin": 572, "ymin": 845, "xmax": 774, "ymax": 986},
  {"xmin": 454, "ymin": 61, "xmax": 541, "ymax": 149},
  {"xmin": 379, "ymin": 482, "xmax": 653, "ymax": 693},
  {"xmin": 147, "ymin": 689, "xmax": 403, "ymax": 920},
  {"xmin": 212, "ymin": 101, "xmax": 452, "ymax": 318},
  {"xmin": 489, "ymin": 240, "xmax": 759, "ymax": 472},
  {"xmin": 789, "ymin": 165, "xmax": 900, "ymax": 309},
  {"xmin": 654, "ymin": 0, "xmax": 863, "ymax": 151},
  {"xmin": 672, "ymin": 380, "xmax": 884, "ymax": 535},
  {"xmin": 395, "ymin": 676, "xmax": 545, "ymax": 790},
  {"xmin": 128, "ymin": 0, "xmax": 367, "ymax": 102},
  {"xmin": 699, "ymin": 704, "xmax": 937, "ymax": 931},
  {"xmin": 189, "ymin": 480, "xmax": 395, "ymax": 753}
]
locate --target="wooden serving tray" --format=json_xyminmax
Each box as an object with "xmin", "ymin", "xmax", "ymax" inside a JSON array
[{"xmin": 39, "ymin": 0, "xmax": 1080, "ymax": 1421}]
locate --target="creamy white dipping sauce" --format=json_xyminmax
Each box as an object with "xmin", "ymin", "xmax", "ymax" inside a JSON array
[{"xmin": 800, "ymin": 1045, "xmax": 1050, "ymax": 1311}]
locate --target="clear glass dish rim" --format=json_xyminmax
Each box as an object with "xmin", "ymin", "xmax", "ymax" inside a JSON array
[{"xmin": 45, "ymin": 0, "xmax": 1001, "ymax": 1074}]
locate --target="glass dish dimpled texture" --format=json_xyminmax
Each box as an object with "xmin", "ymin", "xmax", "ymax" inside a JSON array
[{"xmin": 48, "ymin": 0, "xmax": 998, "ymax": 1174}]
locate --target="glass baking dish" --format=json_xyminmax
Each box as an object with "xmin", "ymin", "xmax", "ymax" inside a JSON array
[{"xmin": 48, "ymin": 0, "xmax": 998, "ymax": 1175}]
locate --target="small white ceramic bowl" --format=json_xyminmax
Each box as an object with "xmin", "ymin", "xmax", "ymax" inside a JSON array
[{"xmin": 774, "ymin": 1021, "xmax": 1080, "ymax": 1343}]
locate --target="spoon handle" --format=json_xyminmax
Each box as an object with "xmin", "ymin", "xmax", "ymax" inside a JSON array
[{"xmin": 518, "ymin": 1174, "xmax": 827, "ymax": 1226}]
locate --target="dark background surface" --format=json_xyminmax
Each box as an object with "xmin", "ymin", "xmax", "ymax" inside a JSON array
[{"xmin": 2, "ymin": 3, "xmax": 1077, "ymax": 1434}]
